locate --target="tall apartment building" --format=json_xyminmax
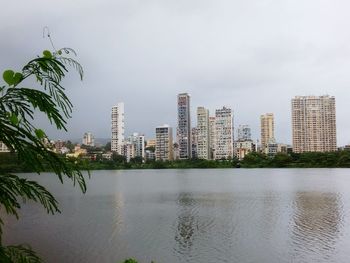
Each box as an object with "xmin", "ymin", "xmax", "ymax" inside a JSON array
[
  {"xmin": 155, "ymin": 125, "xmax": 173, "ymax": 161},
  {"xmin": 291, "ymin": 95, "xmax": 336, "ymax": 153},
  {"xmin": 82, "ymin": 132, "xmax": 95, "ymax": 147},
  {"xmin": 177, "ymin": 93, "xmax": 191, "ymax": 159},
  {"xmin": 122, "ymin": 142, "xmax": 135, "ymax": 162},
  {"xmin": 127, "ymin": 132, "xmax": 145, "ymax": 160},
  {"xmin": 260, "ymin": 113, "xmax": 275, "ymax": 150},
  {"xmin": 191, "ymin": 127, "xmax": 198, "ymax": 159},
  {"xmin": 111, "ymin": 102, "xmax": 125, "ymax": 155},
  {"xmin": 214, "ymin": 107, "xmax": 233, "ymax": 160},
  {"xmin": 196, "ymin": 107, "xmax": 210, "ymax": 159},
  {"xmin": 209, "ymin": 116, "xmax": 216, "ymax": 159},
  {"xmin": 237, "ymin": 125, "xmax": 251, "ymax": 141}
]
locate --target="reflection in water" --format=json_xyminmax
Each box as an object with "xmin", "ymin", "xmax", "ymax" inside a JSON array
[
  {"xmin": 261, "ymin": 192, "xmax": 281, "ymax": 238},
  {"xmin": 173, "ymin": 192, "xmax": 238, "ymax": 262},
  {"xmin": 4, "ymin": 170, "xmax": 350, "ymax": 263},
  {"xmin": 109, "ymin": 193, "xmax": 125, "ymax": 242},
  {"xmin": 174, "ymin": 193, "xmax": 197, "ymax": 258},
  {"xmin": 291, "ymin": 192, "xmax": 343, "ymax": 261}
]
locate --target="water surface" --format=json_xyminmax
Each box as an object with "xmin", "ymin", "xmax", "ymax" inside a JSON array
[{"xmin": 3, "ymin": 169, "xmax": 350, "ymax": 262}]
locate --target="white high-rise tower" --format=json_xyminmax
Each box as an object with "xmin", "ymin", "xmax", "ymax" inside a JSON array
[{"xmin": 111, "ymin": 102, "xmax": 125, "ymax": 155}]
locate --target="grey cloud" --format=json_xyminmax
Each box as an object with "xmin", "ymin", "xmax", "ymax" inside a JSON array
[{"xmin": 1, "ymin": 0, "xmax": 350, "ymax": 145}]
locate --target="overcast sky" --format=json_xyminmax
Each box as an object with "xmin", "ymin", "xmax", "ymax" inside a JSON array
[{"xmin": 1, "ymin": 0, "xmax": 350, "ymax": 145}]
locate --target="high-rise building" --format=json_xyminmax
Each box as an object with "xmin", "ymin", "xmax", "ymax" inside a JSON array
[
  {"xmin": 260, "ymin": 113, "xmax": 275, "ymax": 151},
  {"xmin": 82, "ymin": 132, "xmax": 95, "ymax": 147},
  {"xmin": 177, "ymin": 93, "xmax": 191, "ymax": 159},
  {"xmin": 156, "ymin": 125, "xmax": 173, "ymax": 161},
  {"xmin": 122, "ymin": 142, "xmax": 135, "ymax": 162},
  {"xmin": 214, "ymin": 107, "xmax": 233, "ymax": 160},
  {"xmin": 291, "ymin": 95, "xmax": 337, "ymax": 153},
  {"xmin": 127, "ymin": 132, "xmax": 145, "ymax": 160},
  {"xmin": 209, "ymin": 116, "xmax": 216, "ymax": 159},
  {"xmin": 237, "ymin": 125, "xmax": 251, "ymax": 141},
  {"xmin": 197, "ymin": 107, "xmax": 210, "ymax": 160},
  {"xmin": 111, "ymin": 102, "xmax": 125, "ymax": 155},
  {"xmin": 191, "ymin": 127, "xmax": 198, "ymax": 159}
]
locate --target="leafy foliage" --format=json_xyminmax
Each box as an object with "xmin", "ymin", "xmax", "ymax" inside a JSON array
[
  {"xmin": 120, "ymin": 259, "xmax": 155, "ymax": 263},
  {"xmin": 121, "ymin": 259, "xmax": 138, "ymax": 263},
  {"xmin": 0, "ymin": 245, "xmax": 42, "ymax": 263},
  {"xmin": 0, "ymin": 48, "xmax": 85, "ymax": 262},
  {"xmin": 240, "ymin": 150, "xmax": 350, "ymax": 168}
]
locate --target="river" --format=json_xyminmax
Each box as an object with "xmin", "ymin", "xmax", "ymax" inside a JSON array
[{"xmin": 3, "ymin": 169, "xmax": 350, "ymax": 262}]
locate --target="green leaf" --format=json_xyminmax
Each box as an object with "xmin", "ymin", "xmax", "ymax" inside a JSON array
[
  {"xmin": 13, "ymin": 72, "xmax": 23, "ymax": 85},
  {"xmin": 35, "ymin": 129, "xmax": 46, "ymax": 139},
  {"xmin": 3, "ymin": 70, "xmax": 15, "ymax": 85},
  {"xmin": 43, "ymin": 50, "xmax": 52, "ymax": 58},
  {"xmin": 3, "ymin": 70, "xmax": 23, "ymax": 86},
  {"xmin": 9, "ymin": 113, "xmax": 19, "ymax": 125}
]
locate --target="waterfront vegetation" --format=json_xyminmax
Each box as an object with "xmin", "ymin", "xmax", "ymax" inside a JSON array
[
  {"xmin": 2, "ymin": 150, "xmax": 350, "ymax": 174},
  {"xmin": 0, "ymin": 49, "xmax": 86, "ymax": 262}
]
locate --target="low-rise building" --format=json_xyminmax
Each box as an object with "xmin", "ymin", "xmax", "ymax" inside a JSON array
[
  {"xmin": 54, "ymin": 140, "xmax": 64, "ymax": 153},
  {"xmin": 146, "ymin": 139, "xmax": 156, "ymax": 148},
  {"xmin": 265, "ymin": 139, "xmax": 278, "ymax": 157},
  {"xmin": 66, "ymin": 145, "xmax": 87, "ymax": 158},
  {"xmin": 60, "ymin": 146, "xmax": 70, "ymax": 154},
  {"xmin": 277, "ymin": 143, "xmax": 289, "ymax": 154},
  {"xmin": 102, "ymin": 152, "xmax": 113, "ymax": 160},
  {"xmin": 234, "ymin": 140, "xmax": 255, "ymax": 160}
]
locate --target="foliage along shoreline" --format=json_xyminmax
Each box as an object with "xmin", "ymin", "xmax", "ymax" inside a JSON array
[{"xmin": 2, "ymin": 150, "xmax": 350, "ymax": 174}]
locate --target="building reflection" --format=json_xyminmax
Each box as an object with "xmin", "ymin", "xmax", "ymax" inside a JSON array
[
  {"xmin": 111, "ymin": 192, "xmax": 125, "ymax": 237},
  {"xmin": 291, "ymin": 192, "xmax": 342, "ymax": 259},
  {"xmin": 174, "ymin": 192, "xmax": 197, "ymax": 254},
  {"xmin": 173, "ymin": 192, "xmax": 239, "ymax": 261}
]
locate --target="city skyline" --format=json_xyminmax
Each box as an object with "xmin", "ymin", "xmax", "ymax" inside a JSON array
[
  {"xmin": 51, "ymin": 93, "xmax": 344, "ymax": 149},
  {"xmin": 2, "ymin": 1, "xmax": 350, "ymax": 146}
]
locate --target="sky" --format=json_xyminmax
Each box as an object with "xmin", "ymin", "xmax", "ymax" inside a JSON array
[{"xmin": 1, "ymin": 0, "xmax": 350, "ymax": 146}]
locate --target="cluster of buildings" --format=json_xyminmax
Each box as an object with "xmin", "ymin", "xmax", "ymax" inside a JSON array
[
  {"xmin": 111, "ymin": 102, "xmax": 146, "ymax": 161},
  {"xmin": 110, "ymin": 93, "xmax": 338, "ymax": 162},
  {"xmin": 0, "ymin": 94, "xmax": 339, "ymax": 163}
]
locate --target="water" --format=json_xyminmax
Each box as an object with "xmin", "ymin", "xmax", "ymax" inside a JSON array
[{"xmin": 3, "ymin": 169, "xmax": 350, "ymax": 263}]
